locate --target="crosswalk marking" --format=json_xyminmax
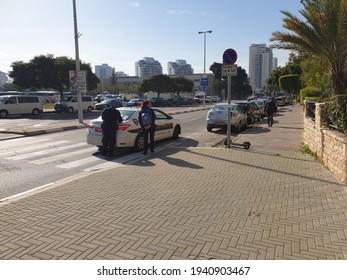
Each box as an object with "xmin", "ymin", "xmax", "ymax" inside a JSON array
[
  {"xmin": 57, "ymin": 156, "xmax": 102, "ymax": 169},
  {"xmin": 31, "ymin": 146, "xmax": 97, "ymax": 165},
  {"xmin": 0, "ymin": 138, "xmax": 67, "ymax": 155},
  {"xmin": 6, "ymin": 142, "xmax": 87, "ymax": 160}
]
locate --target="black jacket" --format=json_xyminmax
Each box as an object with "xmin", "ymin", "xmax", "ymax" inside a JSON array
[
  {"xmin": 265, "ymin": 100, "xmax": 277, "ymax": 115},
  {"xmin": 102, "ymin": 107, "xmax": 122, "ymax": 127}
]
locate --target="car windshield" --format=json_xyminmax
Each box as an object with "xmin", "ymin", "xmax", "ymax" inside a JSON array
[
  {"xmin": 0, "ymin": 96, "xmax": 8, "ymax": 104},
  {"xmin": 212, "ymin": 104, "xmax": 237, "ymax": 111},
  {"xmin": 118, "ymin": 109, "xmax": 137, "ymax": 121},
  {"xmin": 61, "ymin": 96, "xmax": 74, "ymax": 102}
]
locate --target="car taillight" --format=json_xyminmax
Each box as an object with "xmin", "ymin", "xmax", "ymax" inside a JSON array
[
  {"xmin": 87, "ymin": 123, "xmax": 94, "ymax": 129},
  {"xmin": 118, "ymin": 124, "xmax": 131, "ymax": 131}
]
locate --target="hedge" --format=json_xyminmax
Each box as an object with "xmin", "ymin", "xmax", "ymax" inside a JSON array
[
  {"xmin": 325, "ymin": 95, "xmax": 347, "ymax": 135},
  {"xmin": 300, "ymin": 86, "xmax": 322, "ymax": 103}
]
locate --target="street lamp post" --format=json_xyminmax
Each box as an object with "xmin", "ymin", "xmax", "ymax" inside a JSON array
[{"xmin": 198, "ymin": 30, "xmax": 212, "ymax": 108}]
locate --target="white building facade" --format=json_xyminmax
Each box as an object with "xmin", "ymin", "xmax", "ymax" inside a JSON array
[
  {"xmin": 95, "ymin": 64, "xmax": 114, "ymax": 79},
  {"xmin": 135, "ymin": 57, "xmax": 163, "ymax": 78},
  {"xmin": 167, "ymin": 60, "xmax": 194, "ymax": 75},
  {"xmin": 248, "ymin": 44, "xmax": 275, "ymax": 91}
]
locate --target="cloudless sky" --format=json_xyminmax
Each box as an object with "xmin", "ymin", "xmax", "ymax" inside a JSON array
[{"xmin": 0, "ymin": 0, "xmax": 303, "ymax": 77}]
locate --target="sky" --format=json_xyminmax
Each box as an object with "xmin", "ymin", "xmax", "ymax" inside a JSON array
[{"xmin": 0, "ymin": 0, "xmax": 304, "ymax": 77}]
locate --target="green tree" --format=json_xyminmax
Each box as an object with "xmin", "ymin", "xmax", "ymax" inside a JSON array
[
  {"xmin": 172, "ymin": 76, "xmax": 194, "ymax": 93},
  {"xmin": 139, "ymin": 74, "xmax": 176, "ymax": 97},
  {"xmin": 270, "ymin": 0, "xmax": 347, "ymax": 96},
  {"xmin": 300, "ymin": 56, "xmax": 332, "ymax": 95},
  {"xmin": 209, "ymin": 62, "xmax": 252, "ymax": 99},
  {"xmin": 9, "ymin": 54, "xmax": 99, "ymax": 96},
  {"xmin": 279, "ymin": 74, "xmax": 301, "ymax": 98},
  {"xmin": 267, "ymin": 52, "xmax": 302, "ymax": 92}
]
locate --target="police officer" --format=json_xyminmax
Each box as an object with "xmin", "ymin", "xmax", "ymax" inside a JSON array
[
  {"xmin": 139, "ymin": 101, "xmax": 156, "ymax": 155},
  {"xmin": 101, "ymin": 103, "xmax": 122, "ymax": 157}
]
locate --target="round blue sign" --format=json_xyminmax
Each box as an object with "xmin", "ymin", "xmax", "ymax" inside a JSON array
[{"xmin": 223, "ymin": 48, "xmax": 237, "ymax": 65}]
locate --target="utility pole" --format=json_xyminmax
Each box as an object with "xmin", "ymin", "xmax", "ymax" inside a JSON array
[{"xmin": 72, "ymin": 0, "xmax": 83, "ymax": 123}]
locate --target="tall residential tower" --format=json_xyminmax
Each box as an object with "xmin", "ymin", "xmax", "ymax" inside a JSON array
[
  {"xmin": 135, "ymin": 57, "xmax": 163, "ymax": 78},
  {"xmin": 248, "ymin": 44, "xmax": 275, "ymax": 92}
]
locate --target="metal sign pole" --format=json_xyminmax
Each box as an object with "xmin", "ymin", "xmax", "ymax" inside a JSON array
[{"xmin": 226, "ymin": 75, "xmax": 231, "ymax": 148}]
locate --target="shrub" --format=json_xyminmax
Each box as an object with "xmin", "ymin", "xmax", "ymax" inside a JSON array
[
  {"xmin": 326, "ymin": 95, "xmax": 347, "ymax": 134},
  {"xmin": 300, "ymin": 86, "xmax": 322, "ymax": 103}
]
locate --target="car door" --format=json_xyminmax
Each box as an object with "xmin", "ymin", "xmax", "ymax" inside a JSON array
[{"xmin": 153, "ymin": 109, "xmax": 173, "ymax": 140}]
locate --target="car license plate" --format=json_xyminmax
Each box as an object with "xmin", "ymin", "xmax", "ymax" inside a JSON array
[{"xmin": 215, "ymin": 122, "xmax": 225, "ymax": 125}]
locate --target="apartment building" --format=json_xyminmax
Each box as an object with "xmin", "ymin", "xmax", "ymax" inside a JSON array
[
  {"xmin": 135, "ymin": 57, "xmax": 163, "ymax": 78},
  {"xmin": 167, "ymin": 60, "xmax": 194, "ymax": 75},
  {"xmin": 248, "ymin": 44, "xmax": 275, "ymax": 91},
  {"xmin": 95, "ymin": 64, "xmax": 114, "ymax": 79}
]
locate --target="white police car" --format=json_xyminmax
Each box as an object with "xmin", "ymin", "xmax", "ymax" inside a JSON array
[{"xmin": 86, "ymin": 107, "xmax": 181, "ymax": 151}]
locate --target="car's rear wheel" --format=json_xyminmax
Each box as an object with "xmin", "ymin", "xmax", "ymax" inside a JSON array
[
  {"xmin": 134, "ymin": 133, "xmax": 145, "ymax": 151},
  {"xmin": 87, "ymin": 106, "xmax": 93, "ymax": 112},
  {"xmin": 207, "ymin": 126, "xmax": 212, "ymax": 132},
  {"xmin": 68, "ymin": 107, "xmax": 74, "ymax": 113},
  {"xmin": 238, "ymin": 121, "xmax": 243, "ymax": 132}
]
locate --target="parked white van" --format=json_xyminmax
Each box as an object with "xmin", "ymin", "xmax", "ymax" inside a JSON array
[
  {"xmin": 0, "ymin": 95, "xmax": 43, "ymax": 118},
  {"xmin": 54, "ymin": 95, "xmax": 95, "ymax": 113}
]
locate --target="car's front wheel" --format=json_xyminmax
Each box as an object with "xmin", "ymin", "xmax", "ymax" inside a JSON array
[
  {"xmin": 0, "ymin": 110, "xmax": 9, "ymax": 118},
  {"xmin": 134, "ymin": 133, "xmax": 145, "ymax": 151},
  {"xmin": 32, "ymin": 108, "xmax": 40, "ymax": 116},
  {"xmin": 172, "ymin": 125, "xmax": 180, "ymax": 140}
]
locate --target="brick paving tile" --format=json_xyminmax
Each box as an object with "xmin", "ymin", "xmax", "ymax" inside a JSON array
[{"xmin": 1, "ymin": 105, "xmax": 347, "ymax": 260}]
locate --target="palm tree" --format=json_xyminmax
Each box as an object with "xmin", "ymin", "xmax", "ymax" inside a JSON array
[{"xmin": 270, "ymin": 0, "xmax": 347, "ymax": 96}]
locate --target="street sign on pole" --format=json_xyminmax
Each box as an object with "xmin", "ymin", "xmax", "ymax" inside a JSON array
[
  {"xmin": 223, "ymin": 48, "xmax": 238, "ymax": 65},
  {"xmin": 222, "ymin": 65, "xmax": 238, "ymax": 77},
  {"xmin": 222, "ymin": 48, "xmax": 238, "ymax": 148},
  {"xmin": 201, "ymin": 77, "xmax": 208, "ymax": 86}
]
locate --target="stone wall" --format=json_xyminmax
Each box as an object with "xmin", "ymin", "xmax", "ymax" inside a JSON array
[{"xmin": 303, "ymin": 101, "xmax": 347, "ymax": 183}]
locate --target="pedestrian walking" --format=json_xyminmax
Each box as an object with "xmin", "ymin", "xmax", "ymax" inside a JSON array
[
  {"xmin": 101, "ymin": 103, "xmax": 123, "ymax": 157},
  {"xmin": 139, "ymin": 101, "xmax": 156, "ymax": 154},
  {"xmin": 264, "ymin": 97, "xmax": 277, "ymax": 127}
]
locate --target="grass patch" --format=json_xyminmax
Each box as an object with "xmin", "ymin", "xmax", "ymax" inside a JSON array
[{"xmin": 43, "ymin": 103, "xmax": 54, "ymax": 110}]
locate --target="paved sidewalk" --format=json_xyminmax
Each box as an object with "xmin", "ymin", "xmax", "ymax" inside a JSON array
[{"xmin": 1, "ymin": 104, "xmax": 347, "ymax": 260}]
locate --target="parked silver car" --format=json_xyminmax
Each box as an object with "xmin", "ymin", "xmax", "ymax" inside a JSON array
[{"xmin": 206, "ymin": 103, "xmax": 248, "ymax": 132}]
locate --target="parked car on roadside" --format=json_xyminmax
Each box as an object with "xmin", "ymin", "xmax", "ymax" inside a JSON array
[
  {"xmin": 206, "ymin": 103, "xmax": 248, "ymax": 132},
  {"xmin": 124, "ymin": 98, "xmax": 145, "ymax": 107},
  {"xmin": 149, "ymin": 97, "xmax": 170, "ymax": 107},
  {"xmin": 275, "ymin": 96, "xmax": 287, "ymax": 106},
  {"xmin": 54, "ymin": 95, "xmax": 95, "ymax": 113},
  {"xmin": 250, "ymin": 98, "xmax": 268, "ymax": 118},
  {"xmin": 234, "ymin": 101, "xmax": 261, "ymax": 125},
  {"xmin": 95, "ymin": 98, "xmax": 123, "ymax": 110},
  {"xmin": 86, "ymin": 107, "xmax": 181, "ymax": 152},
  {"xmin": 0, "ymin": 95, "xmax": 43, "ymax": 118}
]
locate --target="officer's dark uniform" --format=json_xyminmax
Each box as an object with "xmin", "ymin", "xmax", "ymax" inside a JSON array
[{"xmin": 101, "ymin": 106, "xmax": 122, "ymax": 156}]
